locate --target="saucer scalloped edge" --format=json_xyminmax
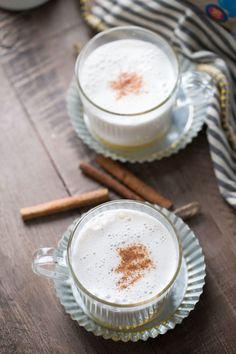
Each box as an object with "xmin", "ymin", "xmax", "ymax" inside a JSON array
[
  {"xmin": 53, "ymin": 206, "xmax": 206, "ymax": 342},
  {"xmin": 66, "ymin": 74, "xmax": 207, "ymax": 163}
]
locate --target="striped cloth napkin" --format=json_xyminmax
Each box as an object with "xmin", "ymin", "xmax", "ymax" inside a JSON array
[{"xmin": 82, "ymin": 0, "xmax": 236, "ymax": 208}]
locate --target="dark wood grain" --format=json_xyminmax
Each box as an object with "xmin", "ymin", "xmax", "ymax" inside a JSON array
[{"xmin": 0, "ymin": 1, "xmax": 236, "ymax": 353}]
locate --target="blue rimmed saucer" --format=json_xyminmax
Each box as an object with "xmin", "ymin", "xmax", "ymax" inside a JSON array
[{"xmin": 53, "ymin": 206, "xmax": 206, "ymax": 342}]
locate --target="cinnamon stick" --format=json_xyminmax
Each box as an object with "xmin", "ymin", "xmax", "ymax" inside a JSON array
[
  {"xmin": 96, "ymin": 155, "xmax": 172, "ymax": 209},
  {"xmin": 21, "ymin": 188, "xmax": 109, "ymax": 221},
  {"xmin": 73, "ymin": 42, "xmax": 81, "ymax": 55},
  {"xmin": 174, "ymin": 202, "xmax": 200, "ymax": 220},
  {"xmin": 80, "ymin": 161, "xmax": 143, "ymax": 201}
]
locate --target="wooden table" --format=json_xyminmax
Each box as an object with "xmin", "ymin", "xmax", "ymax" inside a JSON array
[{"xmin": 1, "ymin": 1, "xmax": 236, "ymax": 353}]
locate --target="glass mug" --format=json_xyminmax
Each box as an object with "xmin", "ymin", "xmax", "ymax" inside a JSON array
[
  {"xmin": 32, "ymin": 200, "xmax": 182, "ymax": 330},
  {"xmin": 75, "ymin": 26, "xmax": 212, "ymax": 150}
]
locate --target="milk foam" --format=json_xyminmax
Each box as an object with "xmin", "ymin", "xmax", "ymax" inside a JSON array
[
  {"xmin": 71, "ymin": 209, "xmax": 178, "ymax": 304},
  {"xmin": 80, "ymin": 39, "xmax": 176, "ymax": 115}
]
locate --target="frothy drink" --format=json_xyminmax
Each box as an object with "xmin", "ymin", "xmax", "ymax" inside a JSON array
[
  {"xmin": 77, "ymin": 34, "xmax": 178, "ymax": 148},
  {"xmin": 80, "ymin": 39, "xmax": 176, "ymax": 115},
  {"xmin": 71, "ymin": 209, "xmax": 178, "ymax": 304}
]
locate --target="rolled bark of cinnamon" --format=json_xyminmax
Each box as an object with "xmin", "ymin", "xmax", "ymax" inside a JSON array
[
  {"xmin": 80, "ymin": 161, "xmax": 143, "ymax": 201},
  {"xmin": 96, "ymin": 155, "xmax": 172, "ymax": 209},
  {"xmin": 21, "ymin": 188, "xmax": 109, "ymax": 221},
  {"xmin": 174, "ymin": 202, "xmax": 200, "ymax": 220},
  {"xmin": 73, "ymin": 42, "xmax": 81, "ymax": 55}
]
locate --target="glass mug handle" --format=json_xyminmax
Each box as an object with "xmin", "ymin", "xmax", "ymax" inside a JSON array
[
  {"xmin": 32, "ymin": 247, "xmax": 68, "ymax": 280},
  {"xmin": 180, "ymin": 70, "xmax": 214, "ymax": 98}
]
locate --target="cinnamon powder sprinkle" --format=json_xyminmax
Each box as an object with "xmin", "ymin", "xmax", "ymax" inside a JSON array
[
  {"xmin": 109, "ymin": 72, "xmax": 144, "ymax": 99},
  {"xmin": 113, "ymin": 243, "xmax": 154, "ymax": 290}
]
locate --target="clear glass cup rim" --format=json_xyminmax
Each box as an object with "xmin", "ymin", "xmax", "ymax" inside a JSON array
[
  {"xmin": 67, "ymin": 200, "xmax": 182, "ymax": 308},
  {"xmin": 75, "ymin": 25, "xmax": 180, "ymax": 117}
]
